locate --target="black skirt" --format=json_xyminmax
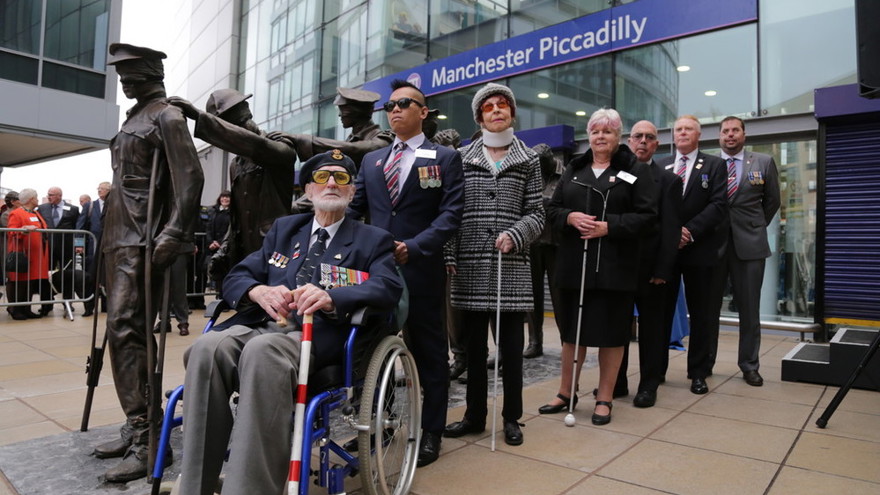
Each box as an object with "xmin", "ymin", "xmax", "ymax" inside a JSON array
[{"xmin": 558, "ymin": 288, "xmax": 634, "ymax": 347}]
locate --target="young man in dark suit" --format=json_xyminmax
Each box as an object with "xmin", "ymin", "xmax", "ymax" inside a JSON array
[
  {"xmin": 656, "ymin": 115, "xmax": 728, "ymax": 395},
  {"xmin": 349, "ymin": 79, "xmax": 464, "ymax": 467},
  {"xmin": 717, "ymin": 116, "xmax": 781, "ymax": 387},
  {"xmin": 178, "ymin": 150, "xmax": 403, "ymax": 495}
]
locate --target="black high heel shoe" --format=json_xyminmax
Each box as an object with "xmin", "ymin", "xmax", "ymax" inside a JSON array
[
  {"xmin": 592, "ymin": 401, "xmax": 613, "ymax": 425},
  {"xmin": 538, "ymin": 393, "xmax": 579, "ymax": 414}
]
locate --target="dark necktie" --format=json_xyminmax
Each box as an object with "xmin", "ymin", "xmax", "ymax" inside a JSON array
[
  {"xmin": 384, "ymin": 142, "xmax": 406, "ymax": 207},
  {"xmin": 296, "ymin": 228, "xmax": 329, "ymax": 287},
  {"xmin": 726, "ymin": 157, "xmax": 738, "ymax": 200},
  {"xmin": 53, "ymin": 204, "xmax": 61, "ymax": 225}
]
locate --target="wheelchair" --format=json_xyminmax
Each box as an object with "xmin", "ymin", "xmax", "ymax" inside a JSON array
[{"xmin": 152, "ymin": 304, "xmax": 421, "ymax": 495}]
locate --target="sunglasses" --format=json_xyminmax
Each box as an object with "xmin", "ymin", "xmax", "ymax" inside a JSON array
[
  {"xmin": 311, "ymin": 170, "xmax": 352, "ymax": 185},
  {"xmin": 480, "ymin": 100, "xmax": 510, "ymax": 113},
  {"xmin": 383, "ymin": 98, "xmax": 425, "ymax": 112},
  {"xmin": 630, "ymin": 133, "xmax": 657, "ymax": 141}
]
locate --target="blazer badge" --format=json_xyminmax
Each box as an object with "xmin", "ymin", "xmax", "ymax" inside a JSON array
[
  {"xmin": 748, "ymin": 171, "xmax": 765, "ymax": 185},
  {"xmin": 269, "ymin": 251, "xmax": 290, "ymax": 268},
  {"xmin": 418, "ymin": 165, "xmax": 442, "ymax": 188},
  {"xmin": 701, "ymin": 174, "xmax": 709, "ymax": 189}
]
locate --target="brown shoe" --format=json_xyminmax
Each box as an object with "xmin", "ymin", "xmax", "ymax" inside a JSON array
[{"xmin": 178, "ymin": 322, "xmax": 190, "ymax": 336}]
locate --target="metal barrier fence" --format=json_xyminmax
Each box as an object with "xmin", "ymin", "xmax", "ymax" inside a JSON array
[
  {"xmin": 2, "ymin": 227, "xmax": 97, "ymax": 320},
  {"xmin": 2, "ymin": 228, "xmax": 218, "ymax": 321}
]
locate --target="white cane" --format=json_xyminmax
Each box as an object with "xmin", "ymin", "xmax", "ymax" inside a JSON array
[
  {"xmin": 565, "ymin": 188, "xmax": 592, "ymax": 428},
  {"xmin": 287, "ymin": 312, "xmax": 313, "ymax": 494},
  {"xmin": 490, "ymin": 249, "xmax": 502, "ymax": 451}
]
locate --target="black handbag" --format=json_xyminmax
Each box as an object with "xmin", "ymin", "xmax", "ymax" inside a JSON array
[{"xmin": 5, "ymin": 250, "xmax": 29, "ymax": 274}]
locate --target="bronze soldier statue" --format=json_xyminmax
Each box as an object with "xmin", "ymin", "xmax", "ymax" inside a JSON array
[
  {"xmin": 94, "ymin": 43, "xmax": 204, "ymax": 483},
  {"xmin": 170, "ymin": 89, "xmax": 297, "ymax": 273},
  {"xmin": 284, "ymin": 87, "xmax": 393, "ymax": 166}
]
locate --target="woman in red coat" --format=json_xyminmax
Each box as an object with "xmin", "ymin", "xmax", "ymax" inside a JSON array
[{"xmin": 6, "ymin": 188, "xmax": 50, "ymax": 320}]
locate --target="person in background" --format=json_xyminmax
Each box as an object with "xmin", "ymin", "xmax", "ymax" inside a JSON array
[
  {"xmin": 524, "ymin": 143, "xmax": 564, "ymax": 359},
  {"xmin": 5, "ymin": 188, "xmax": 50, "ymax": 320},
  {"xmin": 205, "ymin": 191, "xmax": 232, "ymax": 295},
  {"xmin": 444, "ymin": 82, "xmax": 544, "ymax": 446},
  {"xmin": 541, "ymin": 108, "xmax": 656, "ymax": 425}
]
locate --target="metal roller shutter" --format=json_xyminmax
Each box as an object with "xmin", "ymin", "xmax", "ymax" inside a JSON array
[{"xmin": 822, "ymin": 122, "xmax": 880, "ymax": 323}]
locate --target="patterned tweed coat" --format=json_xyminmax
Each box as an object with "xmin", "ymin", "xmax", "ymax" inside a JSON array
[{"xmin": 446, "ymin": 136, "xmax": 545, "ymax": 312}]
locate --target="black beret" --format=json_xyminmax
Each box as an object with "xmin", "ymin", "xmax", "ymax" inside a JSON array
[{"xmin": 299, "ymin": 149, "xmax": 358, "ymax": 188}]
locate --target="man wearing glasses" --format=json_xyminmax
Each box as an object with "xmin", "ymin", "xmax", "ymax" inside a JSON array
[
  {"xmin": 349, "ymin": 79, "xmax": 464, "ymax": 467},
  {"xmin": 615, "ymin": 120, "xmax": 684, "ymax": 408},
  {"xmin": 178, "ymin": 150, "xmax": 402, "ymax": 495}
]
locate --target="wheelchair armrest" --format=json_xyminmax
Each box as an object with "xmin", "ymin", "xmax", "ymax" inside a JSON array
[{"xmin": 350, "ymin": 307, "xmax": 370, "ymax": 327}]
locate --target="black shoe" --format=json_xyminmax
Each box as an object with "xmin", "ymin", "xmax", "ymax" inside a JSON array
[
  {"xmin": 25, "ymin": 311, "xmax": 42, "ymax": 319},
  {"xmin": 690, "ymin": 378, "xmax": 709, "ymax": 395},
  {"xmin": 178, "ymin": 322, "xmax": 190, "ymax": 336},
  {"xmin": 523, "ymin": 343, "xmax": 543, "ymax": 359},
  {"xmin": 104, "ymin": 445, "xmax": 171, "ymax": 483},
  {"xmin": 39, "ymin": 307, "xmax": 51, "ymax": 316},
  {"xmin": 503, "ymin": 420, "xmax": 523, "ymax": 446},
  {"xmin": 93, "ymin": 436, "xmax": 132, "ymax": 459},
  {"xmin": 633, "ymin": 390, "xmax": 657, "ymax": 408},
  {"xmin": 743, "ymin": 370, "xmax": 764, "ymax": 387},
  {"xmin": 591, "ymin": 401, "xmax": 613, "ymax": 425},
  {"xmin": 592, "ymin": 387, "xmax": 629, "ymax": 399},
  {"xmin": 449, "ymin": 361, "xmax": 466, "ymax": 381},
  {"xmin": 82, "ymin": 309, "xmax": 94, "ymax": 317},
  {"xmin": 538, "ymin": 393, "xmax": 578, "ymax": 415},
  {"xmin": 417, "ymin": 432, "xmax": 441, "ymax": 467},
  {"xmin": 443, "ymin": 418, "xmax": 485, "ymax": 438},
  {"xmin": 10, "ymin": 311, "xmax": 29, "ymax": 321}
]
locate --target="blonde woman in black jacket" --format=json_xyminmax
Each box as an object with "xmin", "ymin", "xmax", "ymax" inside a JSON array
[{"xmin": 541, "ymin": 108, "xmax": 657, "ymax": 425}]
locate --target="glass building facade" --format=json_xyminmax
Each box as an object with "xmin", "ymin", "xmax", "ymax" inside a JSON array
[
  {"xmin": 0, "ymin": 0, "xmax": 112, "ymax": 98},
  {"xmin": 232, "ymin": 0, "xmax": 856, "ymax": 324}
]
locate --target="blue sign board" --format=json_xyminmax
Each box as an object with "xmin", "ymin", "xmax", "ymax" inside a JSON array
[{"xmin": 363, "ymin": 0, "xmax": 757, "ymax": 106}]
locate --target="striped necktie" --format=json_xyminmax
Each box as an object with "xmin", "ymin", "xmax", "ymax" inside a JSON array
[
  {"xmin": 726, "ymin": 157, "xmax": 738, "ymax": 200},
  {"xmin": 384, "ymin": 142, "xmax": 406, "ymax": 207},
  {"xmin": 296, "ymin": 228, "xmax": 329, "ymax": 287},
  {"xmin": 677, "ymin": 156, "xmax": 688, "ymax": 195}
]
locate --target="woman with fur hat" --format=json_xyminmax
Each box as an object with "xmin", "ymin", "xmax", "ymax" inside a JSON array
[{"xmin": 443, "ymin": 82, "xmax": 544, "ymax": 446}]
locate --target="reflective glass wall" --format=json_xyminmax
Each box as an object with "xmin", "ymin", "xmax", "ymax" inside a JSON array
[
  {"xmin": 237, "ymin": 0, "xmax": 857, "ymax": 321},
  {"xmin": 0, "ymin": 0, "xmax": 111, "ymax": 97}
]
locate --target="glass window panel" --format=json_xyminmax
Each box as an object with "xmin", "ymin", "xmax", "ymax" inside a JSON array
[
  {"xmin": 322, "ymin": 5, "xmax": 368, "ymax": 97},
  {"xmin": 42, "ymin": 61, "xmax": 105, "ymax": 98},
  {"xmin": 508, "ymin": 55, "xmax": 613, "ymax": 139},
  {"xmin": 642, "ymin": 24, "xmax": 758, "ymax": 129},
  {"xmin": 760, "ymin": 0, "xmax": 856, "ymax": 116},
  {"xmin": 43, "ymin": 0, "xmax": 110, "ymax": 69},
  {"xmin": 0, "ymin": 0, "xmax": 42, "ymax": 54},
  {"xmin": 0, "ymin": 50, "xmax": 38, "ymax": 84},
  {"xmin": 705, "ymin": 138, "xmax": 817, "ymax": 322},
  {"xmin": 510, "ymin": 0, "xmax": 605, "ymax": 34},
  {"xmin": 365, "ymin": 0, "xmax": 428, "ymax": 79},
  {"xmin": 429, "ymin": 0, "xmax": 507, "ymax": 59},
  {"xmin": 614, "ymin": 42, "xmax": 679, "ymax": 131}
]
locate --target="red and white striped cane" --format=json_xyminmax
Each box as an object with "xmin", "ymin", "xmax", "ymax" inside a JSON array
[{"xmin": 287, "ymin": 312, "xmax": 313, "ymax": 495}]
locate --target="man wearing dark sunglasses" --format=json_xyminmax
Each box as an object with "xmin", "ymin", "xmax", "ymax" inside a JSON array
[{"xmin": 349, "ymin": 79, "xmax": 464, "ymax": 468}]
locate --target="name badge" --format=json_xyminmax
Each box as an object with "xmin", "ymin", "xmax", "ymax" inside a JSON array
[
  {"xmin": 616, "ymin": 170, "xmax": 637, "ymax": 184},
  {"xmin": 62, "ymin": 205, "xmax": 71, "ymax": 211},
  {"xmin": 30, "ymin": 216, "xmax": 39, "ymax": 222},
  {"xmin": 414, "ymin": 149, "xmax": 437, "ymax": 159}
]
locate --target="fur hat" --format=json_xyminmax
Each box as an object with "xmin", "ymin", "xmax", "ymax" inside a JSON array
[{"xmin": 471, "ymin": 82, "xmax": 516, "ymax": 124}]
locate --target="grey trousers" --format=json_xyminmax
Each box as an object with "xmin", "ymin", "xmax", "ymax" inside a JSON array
[{"xmin": 178, "ymin": 323, "xmax": 302, "ymax": 495}]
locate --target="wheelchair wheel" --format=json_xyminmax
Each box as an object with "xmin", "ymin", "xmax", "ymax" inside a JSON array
[{"xmin": 358, "ymin": 335, "xmax": 421, "ymax": 495}]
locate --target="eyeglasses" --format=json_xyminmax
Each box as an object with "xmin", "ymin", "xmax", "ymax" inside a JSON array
[
  {"xmin": 311, "ymin": 170, "xmax": 352, "ymax": 185},
  {"xmin": 480, "ymin": 100, "xmax": 510, "ymax": 113},
  {"xmin": 630, "ymin": 133, "xmax": 657, "ymax": 141},
  {"xmin": 383, "ymin": 98, "xmax": 425, "ymax": 112}
]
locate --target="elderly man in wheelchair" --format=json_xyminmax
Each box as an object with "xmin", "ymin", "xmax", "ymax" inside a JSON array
[{"xmin": 175, "ymin": 150, "xmax": 412, "ymax": 495}]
